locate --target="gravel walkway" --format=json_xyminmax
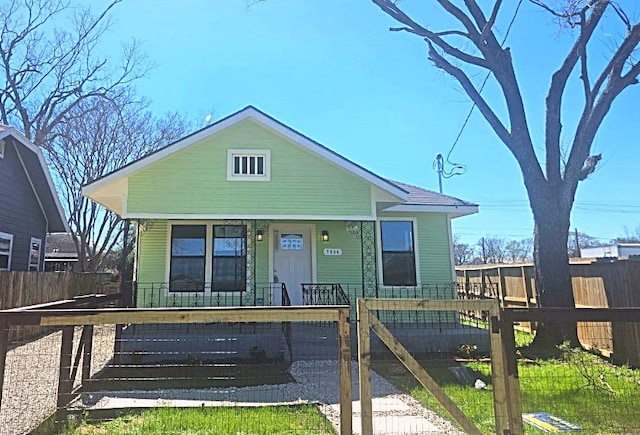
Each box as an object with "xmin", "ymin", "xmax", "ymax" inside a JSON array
[{"xmin": 0, "ymin": 326, "xmax": 115, "ymax": 435}]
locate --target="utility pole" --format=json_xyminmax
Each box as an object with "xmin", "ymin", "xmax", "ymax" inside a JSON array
[
  {"xmin": 434, "ymin": 154, "xmax": 444, "ymax": 194},
  {"xmin": 574, "ymin": 228, "xmax": 581, "ymax": 258},
  {"xmin": 481, "ymin": 237, "xmax": 487, "ymax": 264}
]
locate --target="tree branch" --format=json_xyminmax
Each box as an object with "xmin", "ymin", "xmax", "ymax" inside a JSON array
[
  {"xmin": 374, "ymin": 1, "xmax": 489, "ymax": 68},
  {"xmin": 426, "ymin": 41, "xmax": 512, "ymax": 148},
  {"xmin": 563, "ymin": 24, "xmax": 640, "ymax": 202},
  {"xmin": 544, "ymin": 1, "xmax": 608, "ymax": 185}
]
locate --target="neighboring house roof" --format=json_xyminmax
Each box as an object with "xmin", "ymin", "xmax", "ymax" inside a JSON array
[
  {"xmin": 45, "ymin": 233, "xmax": 79, "ymax": 260},
  {"xmin": 83, "ymin": 106, "xmax": 478, "ymax": 218},
  {"xmin": 0, "ymin": 125, "xmax": 69, "ymax": 233}
]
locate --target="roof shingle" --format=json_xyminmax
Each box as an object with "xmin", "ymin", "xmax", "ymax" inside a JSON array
[{"xmin": 387, "ymin": 180, "xmax": 477, "ymax": 207}]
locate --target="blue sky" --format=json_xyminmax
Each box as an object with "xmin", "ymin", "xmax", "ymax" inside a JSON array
[{"xmin": 96, "ymin": 0, "xmax": 640, "ymax": 244}]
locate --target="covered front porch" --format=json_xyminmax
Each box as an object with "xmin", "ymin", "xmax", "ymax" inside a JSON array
[{"xmin": 134, "ymin": 219, "xmax": 380, "ymax": 309}]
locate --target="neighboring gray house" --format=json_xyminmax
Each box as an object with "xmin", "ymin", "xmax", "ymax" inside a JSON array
[
  {"xmin": 0, "ymin": 126, "xmax": 68, "ymax": 271},
  {"xmin": 581, "ymin": 243, "xmax": 640, "ymax": 259},
  {"xmin": 44, "ymin": 233, "xmax": 80, "ymax": 272}
]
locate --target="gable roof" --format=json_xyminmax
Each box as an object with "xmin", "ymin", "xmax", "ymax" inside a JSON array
[
  {"xmin": 83, "ymin": 105, "xmax": 409, "ymax": 201},
  {"xmin": 83, "ymin": 106, "xmax": 478, "ymax": 218},
  {"xmin": 0, "ymin": 126, "xmax": 69, "ymax": 233}
]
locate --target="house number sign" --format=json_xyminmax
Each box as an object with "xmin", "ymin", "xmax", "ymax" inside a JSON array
[{"xmin": 323, "ymin": 248, "xmax": 342, "ymax": 256}]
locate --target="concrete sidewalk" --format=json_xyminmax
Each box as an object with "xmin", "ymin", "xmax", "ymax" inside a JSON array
[{"xmin": 329, "ymin": 397, "xmax": 462, "ymax": 435}]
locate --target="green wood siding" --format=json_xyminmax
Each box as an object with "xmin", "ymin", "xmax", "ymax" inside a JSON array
[
  {"xmin": 315, "ymin": 220, "xmax": 363, "ymax": 284},
  {"xmin": 127, "ymin": 120, "xmax": 372, "ymax": 217},
  {"xmin": 137, "ymin": 220, "xmax": 167, "ymax": 283}
]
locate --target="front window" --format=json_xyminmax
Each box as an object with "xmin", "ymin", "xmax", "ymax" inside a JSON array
[
  {"xmin": 0, "ymin": 232, "xmax": 13, "ymax": 270},
  {"xmin": 380, "ymin": 221, "xmax": 417, "ymax": 286},
  {"xmin": 170, "ymin": 225, "xmax": 206, "ymax": 291},
  {"xmin": 29, "ymin": 238, "xmax": 41, "ymax": 271},
  {"xmin": 212, "ymin": 225, "xmax": 247, "ymax": 291}
]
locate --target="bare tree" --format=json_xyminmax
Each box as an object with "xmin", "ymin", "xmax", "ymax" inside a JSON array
[
  {"xmin": 569, "ymin": 230, "xmax": 609, "ymax": 257},
  {"xmin": 453, "ymin": 235, "xmax": 476, "ymax": 265},
  {"xmin": 478, "ymin": 237, "xmax": 508, "ymax": 264},
  {"xmin": 47, "ymin": 94, "xmax": 190, "ymax": 271},
  {"xmin": 616, "ymin": 225, "xmax": 640, "ymax": 243},
  {"xmin": 0, "ymin": 0, "xmax": 150, "ymax": 147},
  {"xmin": 505, "ymin": 238, "xmax": 534, "ymax": 263},
  {"xmin": 372, "ymin": 0, "xmax": 640, "ymax": 346}
]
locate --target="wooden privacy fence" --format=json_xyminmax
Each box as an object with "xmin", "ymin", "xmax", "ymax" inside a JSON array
[
  {"xmin": 456, "ymin": 259, "xmax": 640, "ymax": 365},
  {"xmin": 0, "ymin": 271, "xmax": 117, "ymax": 310},
  {"xmin": 0, "ymin": 272, "xmax": 119, "ymax": 342}
]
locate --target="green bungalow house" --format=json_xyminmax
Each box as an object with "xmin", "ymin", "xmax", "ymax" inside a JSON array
[{"xmin": 83, "ymin": 106, "xmax": 478, "ymax": 317}]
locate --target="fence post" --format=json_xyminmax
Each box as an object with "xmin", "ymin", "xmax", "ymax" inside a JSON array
[
  {"xmin": 337, "ymin": 308, "xmax": 352, "ymax": 435},
  {"xmin": 81, "ymin": 325, "xmax": 93, "ymax": 383},
  {"xmin": 498, "ymin": 266, "xmax": 506, "ymax": 306},
  {"xmin": 490, "ymin": 310, "xmax": 523, "ymax": 435},
  {"xmin": 57, "ymin": 327, "xmax": 74, "ymax": 410},
  {"xmin": 0, "ymin": 317, "xmax": 8, "ymax": 410},
  {"xmin": 357, "ymin": 299, "xmax": 373, "ymax": 435}
]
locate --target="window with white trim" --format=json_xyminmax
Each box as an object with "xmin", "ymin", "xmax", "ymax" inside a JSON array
[
  {"xmin": 227, "ymin": 149, "xmax": 270, "ymax": 180},
  {"xmin": 169, "ymin": 225, "xmax": 206, "ymax": 291},
  {"xmin": 380, "ymin": 221, "xmax": 417, "ymax": 286},
  {"xmin": 212, "ymin": 225, "xmax": 247, "ymax": 291},
  {"xmin": 168, "ymin": 224, "xmax": 249, "ymax": 293},
  {"xmin": 29, "ymin": 238, "xmax": 42, "ymax": 271},
  {"xmin": 0, "ymin": 232, "xmax": 13, "ymax": 271}
]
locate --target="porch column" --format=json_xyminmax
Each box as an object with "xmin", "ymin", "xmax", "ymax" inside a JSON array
[{"xmin": 360, "ymin": 221, "xmax": 378, "ymax": 298}]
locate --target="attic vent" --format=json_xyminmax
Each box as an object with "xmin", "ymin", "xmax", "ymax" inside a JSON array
[
  {"xmin": 0, "ymin": 140, "xmax": 4, "ymax": 159},
  {"xmin": 227, "ymin": 149, "xmax": 271, "ymax": 181}
]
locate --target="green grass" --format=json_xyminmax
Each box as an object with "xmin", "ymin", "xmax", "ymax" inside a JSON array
[
  {"xmin": 62, "ymin": 405, "xmax": 335, "ymax": 435},
  {"xmin": 374, "ymin": 344, "xmax": 640, "ymax": 434}
]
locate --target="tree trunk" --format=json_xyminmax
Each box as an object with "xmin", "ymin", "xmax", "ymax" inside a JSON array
[{"xmin": 530, "ymin": 189, "xmax": 580, "ymax": 348}]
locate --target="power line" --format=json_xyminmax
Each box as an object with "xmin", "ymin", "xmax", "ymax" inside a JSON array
[{"xmin": 439, "ymin": 0, "xmax": 525, "ymax": 170}]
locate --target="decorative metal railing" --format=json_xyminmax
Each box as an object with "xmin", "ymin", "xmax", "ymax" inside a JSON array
[
  {"xmin": 132, "ymin": 281, "xmax": 491, "ymax": 329},
  {"xmin": 280, "ymin": 283, "xmax": 293, "ymax": 360},
  {"xmin": 133, "ymin": 282, "xmax": 281, "ymax": 308},
  {"xmin": 281, "ymin": 282, "xmax": 291, "ymax": 307},
  {"xmin": 301, "ymin": 283, "xmax": 350, "ymax": 306}
]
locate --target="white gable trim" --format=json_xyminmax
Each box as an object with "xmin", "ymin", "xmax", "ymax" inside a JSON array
[
  {"xmin": 383, "ymin": 204, "xmax": 478, "ymax": 216},
  {"xmin": 0, "ymin": 129, "xmax": 70, "ymax": 232},
  {"xmin": 82, "ymin": 106, "xmax": 408, "ymax": 201}
]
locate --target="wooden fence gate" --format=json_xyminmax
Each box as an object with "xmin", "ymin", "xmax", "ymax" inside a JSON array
[{"xmin": 357, "ymin": 298, "xmax": 523, "ymax": 435}]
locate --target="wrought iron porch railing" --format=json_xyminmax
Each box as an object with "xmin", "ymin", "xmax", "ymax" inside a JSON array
[
  {"xmin": 301, "ymin": 283, "xmax": 350, "ymax": 306},
  {"xmin": 281, "ymin": 282, "xmax": 291, "ymax": 307},
  {"xmin": 133, "ymin": 282, "xmax": 282, "ymax": 308},
  {"xmin": 280, "ymin": 283, "xmax": 293, "ymax": 360},
  {"xmin": 131, "ymin": 281, "xmax": 497, "ymax": 329}
]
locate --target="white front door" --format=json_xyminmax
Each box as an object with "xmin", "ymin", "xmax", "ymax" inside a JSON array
[{"xmin": 272, "ymin": 225, "xmax": 313, "ymax": 305}]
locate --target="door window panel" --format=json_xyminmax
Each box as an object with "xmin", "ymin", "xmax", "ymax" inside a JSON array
[{"xmin": 280, "ymin": 234, "xmax": 304, "ymax": 250}]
